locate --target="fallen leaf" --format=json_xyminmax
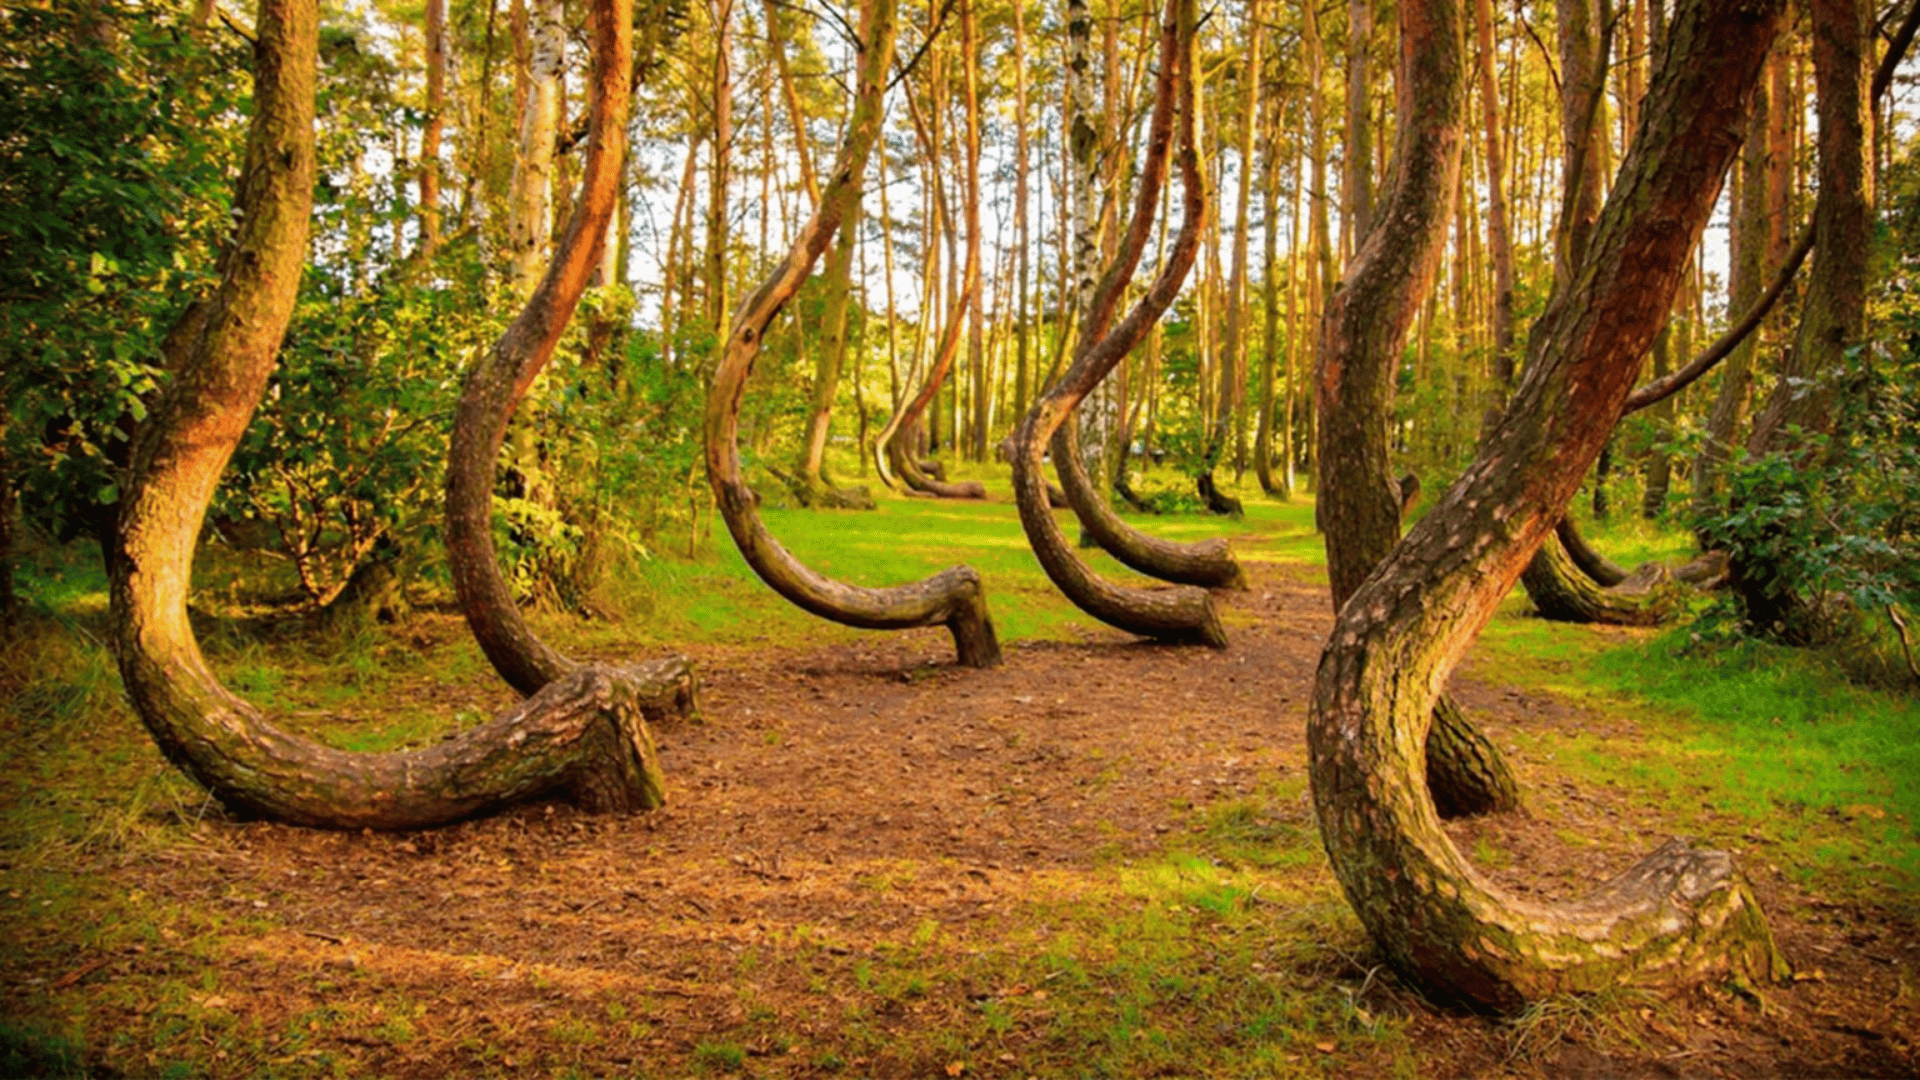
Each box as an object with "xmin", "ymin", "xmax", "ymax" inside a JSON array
[
  {"xmin": 1315, "ymin": 1042, "xmax": 1336, "ymax": 1054},
  {"xmin": 945, "ymin": 1061, "xmax": 965, "ymax": 1077}
]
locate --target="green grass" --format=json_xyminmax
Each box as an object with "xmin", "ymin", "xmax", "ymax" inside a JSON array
[
  {"xmin": 1471, "ymin": 515, "xmax": 1920, "ymax": 902},
  {"xmin": 7, "ymin": 470, "xmax": 1920, "ymax": 1076}
]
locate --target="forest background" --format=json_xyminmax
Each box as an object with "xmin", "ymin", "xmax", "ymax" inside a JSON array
[{"xmin": 4, "ymin": 0, "xmax": 1920, "ymax": 1073}]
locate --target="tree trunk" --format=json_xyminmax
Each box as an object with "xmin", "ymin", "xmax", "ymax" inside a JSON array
[
  {"xmin": 1313, "ymin": 0, "xmax": 1519, "ymax": 820},
  {"xmin": 508, "ymin": 0, "xmax": 562, "ymax": 296},
  {"xmin": 1343, "ymin": 0, "xmax": 1375, "ymax": 250},
  {"xmin": 962, "ymin": 0, "xmax": 989, "ymax": 464},
  {"xmin": 1474, "ymin": 0, "xmax": 1515, "ymax": 393},
  {"xmin": 1198, "ymin": 1, "xmax": 1260, "ymax": 510},
  {"xmin": 1011, "ymin": 0, "xmax": 1033, "ymax": 425},
  {"xmin": 112, "ymin": 0, "xmax": 690, "ymax": 831},
  {"xmin": 444, "ymin": 0, "xmax": 662, "ymax": 695},
  {"xmin": 1012, "ymin": 0, "xmax": 1226, "ymax": 648},
  {"xmin": 1730, "ymin": 0, "xmax": 1872, "ymax": 643},
  {"xmin": 418, "ymin": 0, "xmax": 447, "ymax": 251},
  {"xmin": 705, "ymin": 0, "xmax": 997, "ymax": 667},
  {"xmin": 1309, "ymin": 0, "xmax": 1785, "ymax": 1011},
  {"xmin": 705, "ymin": 0, "xmax": 734, "ymax": 334}
]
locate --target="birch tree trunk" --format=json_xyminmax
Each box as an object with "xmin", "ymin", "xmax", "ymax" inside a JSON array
[{"xmin": 508, "ymin": 0, "xmax": 563, "ymax": 296}]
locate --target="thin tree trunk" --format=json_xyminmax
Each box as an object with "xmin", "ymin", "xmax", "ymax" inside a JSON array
[
  {"xmin": 706, "ymin": 0, "xmax": 735, "ymax": 334},
  {"xmin": 706, "ymin": 0, "xmax": 997, "ymax": 665},
  {"xmin": 509, "ymin": 0, "xmax": 562, "ymax": 296}
]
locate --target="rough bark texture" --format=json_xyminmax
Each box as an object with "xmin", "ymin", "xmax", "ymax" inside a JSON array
[
  {"xmin": 444, "ymin": 0, "xmax": 645, "ymax": 696},
  {"xmin": 1011, "ymin": 0, "xmax": 1226, "ymax": 649},
  {"xmin": 1309, "ymin": 0, "xmax": 1785, "ymax": 1013},
  {"xmin": 1732, "ymin": 0, "xmax": 1873, "ymax": 643},
  {"xmin": 1313, "ymin": 0, "xmax": 1519, "ymax": 818},
  {"xmin": 704, "ymin": 0, "xmax": 997, "ymax": 667},
  {"xmin": 1521, "ymin": 527, "xmax": 1677, "ymax": 625},
  {"xmin": 111, "ymin": 0, "xmax": 684, "ymax": 830}
]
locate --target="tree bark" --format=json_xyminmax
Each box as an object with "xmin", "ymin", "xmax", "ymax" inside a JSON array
[
  {"xmin": 1730, "ymin": 0, "xmax": 1872, "ymax": 643},
  {"xmin": 445, "ymin": 0, "xmax": 656, "ymax": 696},
  {"xmin": 1474, "ymin": 0, "xmax": 1516, "ymax": 394},
  {"xmin": 111, "ymin": 0, "xmax": 687, "ymax": 830},
  {"xmin": 705, "ymin": 0, "xmax": 735, "ymax": 334},
  {"xmin": 1011, "ymin": 0, "xmax": 1227, "ymax": 648},
  {"xmin": 1313, "ymin": 0, "xmax": 1519, "ymax": 819},
  {"xmin": 1197, "ymin": 1, "xmax": 1261, "ymax": 510},
  {"xmin": 1309, "ymin": 0, "xmax": 1785, "ymax": 1011},
  {"xmin": 508, "ymin": 0, "xmax": 563, "ymax": 296},
  {"xmin": 704, "ymin": 0, "xmax": 997, "ymax": 666},
  {"xmin": 418, "ymin": 0, "xmax": 447, "ymax": 251}
]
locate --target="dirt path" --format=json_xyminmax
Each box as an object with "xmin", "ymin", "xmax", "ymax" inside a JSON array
[{"xmin": 4, "ymin": 560, "xmax": 1916, "ymax": 1078}]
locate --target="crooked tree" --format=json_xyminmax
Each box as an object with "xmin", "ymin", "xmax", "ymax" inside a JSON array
[
  {"xmin": 1312, "ymin": 0, "xmax": 1520, "ymax": 818},
  {"xmin": 1308, "ymin": 0, "xmax": 1787, "ymax": 1011},
  {"xmin": 1010, "ymin": 0, "xmax": 1232, "ymax": 648},
  {"xmin": 110, "ymin": 0, "xmax": 693, "ymax": 831},
  {"xmin": 704, "ymin": 0, "xmax": 1001, "ymax": 668}
]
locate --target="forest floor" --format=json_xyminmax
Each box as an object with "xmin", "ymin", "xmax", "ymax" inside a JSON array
[{"xmin": 2, "ymin": 494, "xmax": 1918, "ymax": 1078}]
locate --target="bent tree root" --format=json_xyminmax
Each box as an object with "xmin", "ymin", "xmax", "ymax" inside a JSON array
[{"xmin": 1521, "ymin": 528, "xmax": 1676, "ymax": 626}]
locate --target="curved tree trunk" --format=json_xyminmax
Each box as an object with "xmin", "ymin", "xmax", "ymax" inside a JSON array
[
  {"xmin": 1036, "ymin": 0, "xmax": 1245, "ymax": 593},
  {"xmin": 1520, "ymin": 527, "xmax": 1675, "ymax": 625},
  {"xmin": 1313, "ymin": 0, "xmax": 1518, "ymax": 819},
  {"xmin": 1053, "ymin": 416, "xmax": 1246, "ymax": 589},
  {"xmin": 1309, "ymin": 0, "xmax": 1786, "ymax": 1012},
  {"xmin": 443, "ymin": 0, "xmax": 657, "ymax": 696},
  {"xmin": 703, "ymin": 0, "xmax": 997, "ymax": 668},
  {"xmin": 111, "ymin": 0, "xmax": 686, "ymax": 831},
  {"xmin": 1555, "ymin": 516, "xmax": 1630, "ymax": 585},
  {"xmin": 1011, "ymin": 0, "xmax": 1226, "ymax": 648}
]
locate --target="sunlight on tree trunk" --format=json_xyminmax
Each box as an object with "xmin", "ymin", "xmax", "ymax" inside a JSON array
[
  {"xmin": 1309, "ymin": 0, "xmax": 1787, "ymax": 1010},
  {"xmin": 111, "ymin": 0, "xmax": 688, "ymax": 830}
]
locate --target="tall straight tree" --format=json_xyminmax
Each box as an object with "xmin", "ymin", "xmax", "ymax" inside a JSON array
[{"xmin": 509, "ymin": 0, "xmax": 563, "ymax": 295}]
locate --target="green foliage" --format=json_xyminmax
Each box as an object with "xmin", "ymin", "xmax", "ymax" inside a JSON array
[{"xmin": 0, "ymin": 2, "xmax": 242, "ymax": 542}]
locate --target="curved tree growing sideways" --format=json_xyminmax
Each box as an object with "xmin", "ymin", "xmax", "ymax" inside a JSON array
[
  {"xmin": 876, "ymin": 3, "xmax": 986, "ymax": 502},
  {"xmin": 1313, "ymin": 0, "xmax": 1519, "ymax": 819},
  {"xmin": 705, "ymin": 0, "xmax": 998, "ymax": 668},
  {"xmin": 111, "ymin": 0, "xmax": 684, "ymax": 830},
  {"xmin": 1308, "ymin": 0, "xmax": 1786, "ymax": 1012},
  {"xmin": 1011, "ymin": 0, "xmax": 1227, "ymax": 648},
  {"xmin": 1041, "ymin": 0, "xmax": 1244, "ymax": 594},
  {"xmin": 443, "ymin": 0, "xmax": 695, "ymax": 702}
]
